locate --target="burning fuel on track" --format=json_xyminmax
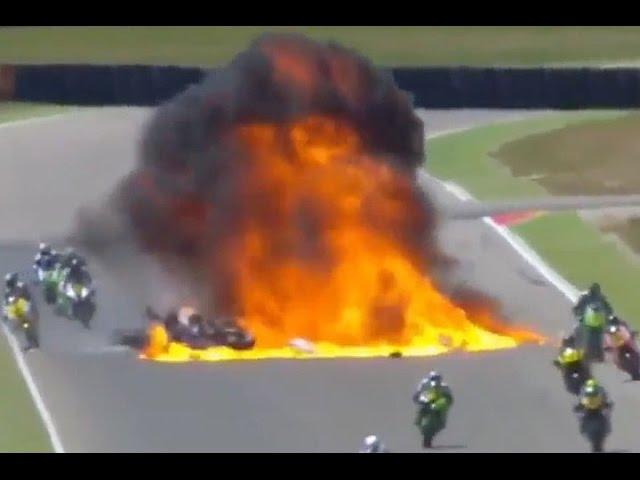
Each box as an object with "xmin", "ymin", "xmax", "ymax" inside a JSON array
[{"xmin": 86, "ymin": 34, "xmax": 544, "ymax": 362}]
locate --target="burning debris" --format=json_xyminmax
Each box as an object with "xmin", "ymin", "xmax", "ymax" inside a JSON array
[{"xmin": 84, "ymin": 33, "xmax": 543, "ymax": 362}]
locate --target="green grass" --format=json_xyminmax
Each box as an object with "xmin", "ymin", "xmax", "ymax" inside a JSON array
[
  {"xmin": 0, "ymin": 336, "xmax": 52, "ymax": 451},
  {"xmin": 494, "ymin": 113, "xmax": 640, "ymax": 196},
  {"xmin": 3, "ymin": 27, "xmax": 640, "ymax": 67},
  {"xmin": 427, "ymin": 112, "xmax": 640, "ymax": 324},
  {"xmin": 427, "ymin": 112, "xmax": 626, "ymax": 200},
  {"xmin": 0, "ymin": 102, "xmax": 70, "ymax": 123}
]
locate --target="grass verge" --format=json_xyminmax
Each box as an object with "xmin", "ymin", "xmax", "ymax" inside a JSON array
[
  {"xmin": 0, "ymin": 102, "xmax": 70, "ymax": 124},
  {"xmin": 427, "ymin": 111, "xmax": 640, "ymax": 324},
  {"xmin": 3, "ymin": 27, "xmax": 640, "ymax": 67}
]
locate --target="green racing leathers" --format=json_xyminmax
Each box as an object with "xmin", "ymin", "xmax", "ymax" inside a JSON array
[{"xmin": 413, "ymin": 383, "xmax": 453, "ymax": 448}]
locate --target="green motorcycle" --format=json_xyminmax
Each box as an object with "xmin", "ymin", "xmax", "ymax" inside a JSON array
[
  {"xmin": 55, "ymin": 275, "xmax": 96, "ymax": 329},
  {"xmin": 578, "ymin": 303, "xmax": 607, "ymax": 363},
  {"xmin": 39, "ymin": 267, "xmax": 63, "ymax": 305},
  {"xmin": 414, "ymin": 390, "xmax": 451, "ymax": 448}
]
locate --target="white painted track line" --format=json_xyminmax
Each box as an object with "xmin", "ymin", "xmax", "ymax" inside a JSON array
[{"xmin": 0, "ymin": 321, "xmax": 64, "ymax": 452}]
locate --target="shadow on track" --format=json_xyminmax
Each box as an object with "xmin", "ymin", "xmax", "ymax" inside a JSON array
[{"xmin": 429, "ymin": 444, "xmax": 467, "ymax": 450}]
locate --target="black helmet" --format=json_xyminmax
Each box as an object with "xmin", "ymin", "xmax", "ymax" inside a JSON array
[
  {"xmin": 589, "ymin": 283, "xmax": 602, "ymax": 296},
  {"xmin": 427, "ymin": 370, "xmax": 443, "ymax": 386},
  {"xmin": 561, "ymin": 334, "xmax": 576, "ymax": 348},
  {"xmin": 39, "ymin": 242, "xmax": 51, "ymax": 255},
  {"xmin": 608, "ymin": 315, "xmax": 621, "ymax": 325},
  {"xmin": 4, "ymin": 272, "xmax": 18, "ymax": 290},
  {"xmin": 188, "ymin": 313, "xmax": 204, "ymax": 327}
]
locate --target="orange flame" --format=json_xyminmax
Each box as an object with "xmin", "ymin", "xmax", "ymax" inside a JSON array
[{"xmin": 141, "ymin": 115, "xmax": 543, "ymax": 363}]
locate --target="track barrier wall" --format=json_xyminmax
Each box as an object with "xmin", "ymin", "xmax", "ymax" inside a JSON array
[{"xmin": 3, "ymin": 64, "xmax": 640, "ymax": 108}]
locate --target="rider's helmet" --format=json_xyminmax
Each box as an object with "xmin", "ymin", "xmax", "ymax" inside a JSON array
[
  {"xmin": 427, "ymin": 370, "xmax": 443, "ymax": 387},
  {"xmin": 561, "ymin": 334, "xmax": 576, "ymax": 348},
  {"xmin": 584, "ymin": 378, "xmax": 599, "ymax": 395},
  {"xmin": 39, "ymin": 242, "xmax": 51, "ymax": 255},
  {"xmin": 188, "ymin": 313, "xmax": 205, "ymax": 330},
  {"xmin": 4, "ymin": 273, "xmax": 18, "ymax": 290},
  {"xmin": 608, "ymin": 315, "xmax": 622, "ymax": 327},
  {"xmin": 361, "ymin": 435, "xmax": 384, "ymax": 453},
  {"xmin": 589, "ymin": 283, "xmax": 602, "ymax": 297}
]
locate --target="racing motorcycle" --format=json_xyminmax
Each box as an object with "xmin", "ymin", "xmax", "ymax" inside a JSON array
[
  {"xmin": 56, "ymin": 280, "xmax": 96, "ymax": 329},
  {"xmin": 36, "ymin": 266, "xmax": 62, "ymax": 305},
  {"xmin": 604, "ymin": 322, "xmax": 640, "ymax": 381},
  {"xmin": 577, "ymin": 302, "xmax": 607, "ymax": 362},
  {"xmin": 199, "ymin": 322, "xmax": 256, "ymax": 350},
  {"xmin": 114, "ymin": 307, "xmax": 256, "ymax": 352},
  {"xmin": 414, "ymin": 389, "xmax": 450, "ymax": 448},
  {"xmin": 2, "ymin": 296, "xmax": 40, "ymax": 351},
  {"xmin": 574, "ymin": 398, "xmax": 612, "ymax": 453},
  {"xmin": 553, "ymin": 349, "xmax": 590, "ymax": 396}
]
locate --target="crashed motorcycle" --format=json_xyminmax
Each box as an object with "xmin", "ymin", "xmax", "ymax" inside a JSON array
[
  {"xmin": 553, "ymin": 349, "xmax": 590, "ymax": 395},
  {"xmin": 605, "ymin": 323, "xmax": 640, "ymax": 381},
  {"xmin": 574, "ymin": 398, "xmax": 612, "ymax": 453},
  {"xmin": 577, "ymin": 303, "xmax": 607, "ymax": 362},
  {"xmin": 196, "ymin": 322, "xmax": 255, "ymax": 350},
  {"xmin": 113, "ymin": 307, "xmax": 255, "ymax": 352},
  {"xmin": 56, "ymin": 281, "xmax": 96, "ymax": 329},
  {"xmin": 414, "ymin": 389, "xmax": 451, "ymax": 448},
  {"xmin": 2, "ymin": 296, "xmax": 40, "ymax": 351}
]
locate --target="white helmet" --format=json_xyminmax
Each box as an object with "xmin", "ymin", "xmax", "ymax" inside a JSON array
[{"xmin": 360, "ymin": 435, "xmax": 384, "ymax": 453}]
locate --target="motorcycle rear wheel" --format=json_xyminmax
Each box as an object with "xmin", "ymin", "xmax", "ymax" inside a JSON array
[
  {"xmin": 44, "ymin": 286, "xmax": 57, "ymax": 305},
  {"xmin": 621, "ymin": 349, "xmax": 640, "ymax": 380}
]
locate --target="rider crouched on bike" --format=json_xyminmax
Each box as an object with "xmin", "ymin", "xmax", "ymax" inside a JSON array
[
  {"xmin": 554, "ymin": 334, "xmax": 584, "ymax": 368},
  {"xmin": 574, "ymin": 379, "xmax": 612, "ymax": 413},
  {"xmin": 58, "ymin": 248, "xmax": 87, "ymax": 271},
  {"xmin": 573, "ymin": 283, "xmax": 613, "ymax": 323},
  {"xmin": 3, "ymin": 273, "xmax": 32, "ymax": 304},
  {"xmin": 413, "ymin": 371, "xmax": 454, "ymax": 405},
  {"xmin": 413, "ymin": 371, "xmax": 454, "ymax": 448},
  {"xmin": 606, "ymin": 315, "xmax": 637, "ymax": 338},
  {"xmin": 34, "ymin": 243, "xmax": 60, "ymax": 276}
]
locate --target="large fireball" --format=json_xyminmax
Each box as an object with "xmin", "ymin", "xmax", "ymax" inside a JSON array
[{"xmin": 106, "ymin": 34, "xmax": 542, "ymax": 361}]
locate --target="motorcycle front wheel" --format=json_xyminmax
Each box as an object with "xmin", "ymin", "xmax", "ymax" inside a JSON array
[
  {"xmin": 72, "ymin": 300, "xmax": 95, "ymax": 329},
  {"xmin": 620, "ymin": 348, "xmax": 640, "ymax": 381},
  {"xmin": 23, "ymin": 325, "xmax": 39, "ymax": 350}
]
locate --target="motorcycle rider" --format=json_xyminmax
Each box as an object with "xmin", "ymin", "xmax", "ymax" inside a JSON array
[
  {"xmin": 554, "ymin": 334, "xmax": 583, "ymax": 367},
  {"xmin": 573, "ymin": 283, "xmax": 613, "ymax": 323},
  {"xmin": 3, "ymin": 273, "xmax": 32, "ymax": 303},
  {"xmin": 64, "ymin": 258, "xmax": 92, "ymax": 287},
  {"xmin": 554, "ymin": 333, "xmax": 590, "ymax": 394},
  {"xmin": 57, "ymin": 258, "xmax": 94, "ymax": 313},
  {"xmin": 413, "ymin": 371, "xmax": 454, "ymax": 448},
  {"xmin": 33, "ymin": 243, "xmax": 60, "ymax": 274},
  {"xmin": 3, "ymin": 273, "xmax": 34, "ymax": 330},
  {"xmin": 574, "ymin": 378, "xmax": 612, "ymax": 413},
  {"xmin": 607, "ymin": 315, "xmax": 637, "ymax": 337},
  {"xmin": 413, "ymin": 371, "xmax": 453, "ymax": 404},
  {"xmin": 359, "ymin": 435, "xmax": 388, "ymax": 453},
  {"xmin": 58, "ymin": 247, "xmax": 88, "ymax": 273}
]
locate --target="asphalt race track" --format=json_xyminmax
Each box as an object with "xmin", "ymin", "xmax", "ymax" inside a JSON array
[{"xmin": 1, "ymin": 108, "xmax": 639, "ymax": 452}]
